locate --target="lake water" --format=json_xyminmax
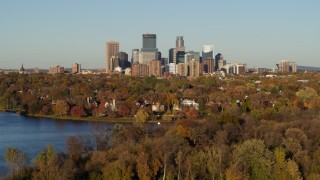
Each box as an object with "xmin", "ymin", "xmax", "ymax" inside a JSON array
[{"xmin": 0, "ymin": 112, "xmax": 115, "ymax": 175}]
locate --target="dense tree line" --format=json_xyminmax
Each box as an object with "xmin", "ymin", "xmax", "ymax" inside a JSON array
[{"xmin": 1, "ymin": 72, "xmax": 320, "ymax": 179}]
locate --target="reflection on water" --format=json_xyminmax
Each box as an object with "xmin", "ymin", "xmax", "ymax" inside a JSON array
[{"xmin": 0, "ymin": 112, "xmax": 114, "ymax": 175}]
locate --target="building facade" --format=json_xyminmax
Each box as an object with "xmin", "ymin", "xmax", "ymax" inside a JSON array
[
  {"xmin": 132, "ymin": 49, "xmax": 140, "ymax": 64},
  {"xmin": 131, "ymin": 63, "xmax": 149, "ymax": 77},
  {"xmin": 72, "ymin": 63, "xmax": 81, "ymax": 74},
  {"xmin": 106, "ymin": 41, "xmax": 119, "ymax": 72},
  {"xmin": 149, "ymin": 59, "xmax": 162, "ymax": 77},
  {"xmin": 177, "ymin": 63, "xmax": 188, "ymax": 76},
  {"xmin": 202, "ymin": 58, "xmax": 214, "ymax": 74},
  {"xmin": 202, "ymin": 45, "xmax": 214, "ymax": 63},
  {"xmin": 49, "ymin": 65, "xmax": 64, "ymax": 74},
  {"xmin": 140, "ymin": 34, "xmax": 158, "ymax": 64},
  {"xmin": 189, "ymin": 60, "xmax": 200, "ymax": 78}
]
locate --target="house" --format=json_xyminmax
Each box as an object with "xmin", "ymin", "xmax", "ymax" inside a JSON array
[{"xmin": 181, "ymin": 99, "xmax": 199, "ymax": 110}]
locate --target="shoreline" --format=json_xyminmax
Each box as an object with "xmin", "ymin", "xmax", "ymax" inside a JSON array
[{"xmin": 0, "ymin": 109, "xmax": 171, "ymax": 124}]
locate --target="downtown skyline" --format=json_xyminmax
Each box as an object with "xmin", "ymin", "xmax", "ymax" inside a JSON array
[{"xmin": 0, "ymin": 0, "xmax": 319, "ymax": 69}]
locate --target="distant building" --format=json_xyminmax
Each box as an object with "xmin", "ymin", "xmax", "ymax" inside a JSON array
[
  {"xmin": 176, "ymin": 36, "xmax": 185, "ymax": 52},
  {"xmin": 166, "ymin": 63, "xmax": 177, "ymax": 74},
  {"xmin": 202, "ymin": 58, "xmax": 214, "ymax": 74},
  {"xmin": 106, "ymin": 41, "xmax": 119, "ymax": 72},
  {"xmin": 132, "ymin": 49, "xmax": 140, "ymax": 64},
  {"xmin": 215, "ymin": 53, "xmax": 223, "ymax": 71},
  {"xmin": 117, "ymin": 51, "xmax": 130, "ymax": 69},
  {"xmin": 49, "ymin": 65, "xmax": 64, "ymax": 74},
  {"xmin": 189, "ymin": 59, "xmax": 201, "ymax": 78},
  {"xmin": 169, "ymin": 48, "xmax": 177, "ymax": 64},
  {"xmin": 161, "ymin": 58, "xmax": 168, "ymax": 66},
  {"xmin": 131, "ymin": 63, "xmax": 149, "ymax": 77},
  {"xmin": 186, "ymin": 51, "xmax": 200, "ymax": 62},
  {"xmin": 110, "ymin": 56, "xmax": 120, "ymax": 70},
  {"xmin": 278, "ymin": 60, "xmax": 297, "ymax": 73},
  {"xmin": 157, "ymin": 52, "xmax": 161, "ymax": 60},
  {"xmin": 140, "ymin": 34, "xmax": 158, "ymax": 64},
  {"xmin": 202, "ymin": 45, "xmax": 214, "ymax": 63},
  {"xmin": 149, "ymin": 59, "xmax": 162, "ymax": 77},
  {"xmin": 221, "ymin": 62, "xmax": 246, "ymax": 74},
  {"xmin": 72, "ymin": 63, "xmax": 81, "ymax": 74},
  {"xmin": 19, "ymin": 64, "xmax": 26, "ymax": 74},
  {"xmin": 177, "ymin": 63, "xmax": 188, "ymax": 76}
]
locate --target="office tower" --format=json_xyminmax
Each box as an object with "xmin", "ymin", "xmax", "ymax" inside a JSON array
[
  {"xmin": 218, "ymin": 59, "xmax": 224, "ymax": 70},
  {"xmin": 177, "ymin": 63, "xmax": 188, "ymax": 76},
  {"xmin": 158, "ymin": 52, "xmax": 161, "ymax": 60},
  {"xmin": 215, "ymin": 53, "xmax": 223, "ymax": 71},
  {"xmin": 189, "ymin": 59, "xmax": 200, "ymax": 78},
  {"xmin": 185, "ymin": 51, "xmax": 201, "ymax": 64},
  {"xmin": 131, "ymin": 63, "xmax": 149, "ymax": 77},
  {"xmin": 106, "ymin": 41, "xmax": 119, "ymax": 72},
  {"xmin": 149, "ymin": 59, "xmax": 162, "ymax": 77},
  {"xmin": 140, "ymin": 34, "xmax": 158, "ymax": 64},
  {"xmin": 202, "ymin": 58, "xmax": 214, "ymax": 74},
  {"xmin": 161, "ymin": 58, "xmax": 168, "ymax": 66},
  {"xmin": 176, "ymin": 36, "xmax": 185, "ymax": 51},
  {"xmin": 110, "ymin": 56, "xmax": 120, "ymax": 70},
  {"xmin": 169, "ymin": 48, "xmax": 176, "ymax": 64},
  {"xmin": 132, "ymin": 49, "xmax": 140, "ymax": 64},
  {"xmin": 278, "ymin": 60, "xmax": 297, "ymax": 73},
  {"xmin": 202, "ymin": 45, "xmax": 214, "ymax": 63},
  {"xmin": 117, "ymin": 51, "xmax": 129, "ymax": 69},
  {"xmin": 176, "ymin": 36, "xmax": 185, "ymax": 64},
  {"xmin": 72, "ymin": 63, "xmax": 81, "ymax": 74}
]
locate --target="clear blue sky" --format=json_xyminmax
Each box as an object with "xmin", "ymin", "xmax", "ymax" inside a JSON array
[{"xmin": 0, "ymin": 0, "xmax": 319, "ymax": 69}]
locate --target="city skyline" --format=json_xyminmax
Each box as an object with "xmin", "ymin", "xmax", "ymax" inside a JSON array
[{"xmin": 0, "ymin": 0, "xmax": 319, "ymax": 69}]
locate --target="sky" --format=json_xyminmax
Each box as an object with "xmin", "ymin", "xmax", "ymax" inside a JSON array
[{"xmin": 0, "ymin": 0, "xmax": 319, "ymax": 69}]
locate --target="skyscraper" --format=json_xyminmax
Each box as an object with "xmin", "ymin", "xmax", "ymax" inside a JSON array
[
  {"xmin": 117, "ymin": 51, "xmax": 129, "ymax": 69},
  {"xmin": 176, "ymin": 36, "xmax": 185, "ymax": 52},
  {"xmin": 202, "ymin": 45, "xmax": 214, "ymax": 63},
  {"xmin": 169, "ymin": 48, "xmax": 176, "ymax": 64},
  {"xmin": 140, "ymin": 34, "xmax": 158, "ymax": 64},
  {"xmin": 176, "ymin": 36, "xmax": 185, "ymax": 64},
  {"xmin": 72, "ymin": 63, "xmax": 81, "ymax": 74},
  {"xmin": 132, "ymin": 49, "xmax": 140, "ymax": 64},
  {"xmin": 106, "ymin": 41, "xmax": 119, "ymax": 72},
  {"xmin": 215, "ymin": 53, "xmax": 223, "ymax": 71}
]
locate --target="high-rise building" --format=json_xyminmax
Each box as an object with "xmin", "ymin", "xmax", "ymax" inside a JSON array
[
  {"xmin": 176, "ymin": 51, "xmax": 185, "ymax": 64},
  {"xmin": 132, "ymin": 49, "xmax": 140, "ymax": 64},
  {"xmin": 176, "ymin": 36, "xmax": 185, "ymax": 52},
  {"xmin": 169, "ymin": 48, "xmax": 176, "ymax": 64},
  {"xmin": 72, "ymin": 63, "xmax": 81, "ymax": 74},
  {"xmin": 185, "ymin": 51, "xmax": 201, "ymax": 63},
  {"xmin": 177, "ymin": 63, "xmax": 188, "ymax": 76},
  {"xmin": 189, "ymin": 59, "xmax": 200, "ymax": 78},
  {"xmin": 176, "ymin": 36, "xmax": 185, "ymax": 64},
  {"xmin": 117, "ymin": 51, "xmax": 130, "ymax": 69},
  {"xmin": 278, "ymin": 60, "xmax": 297, "ymax": 73},
  {"xmin": 149, "ymin": 59, "xmax": 162, "ymax": 77},
  {"xmin": 131, "ymin": 63, "xmax": 149, "ymax": 77},
  {"xmin": 202, "ymin": 58, "xmax": 214, "ymax": 74},
  {"xmin": 110, "ymin": 56, "xmax": 120, "ymax": 70},
  {"xmin": 202, "ymin": 45, "xmax": 214, "ymax": 63},
  {"xmin": 215, "ymin": 53, "xmax": 223, "ymax": 71},
  {"xmin": 166, "ymin": 63, "xmax": 177, "ymax": 74},
  {"xmin": 140, "ymin": 34, "xmax": 158, "ymax": 64},
  {"xmin": 106, "ymin": 41, "xmax": 119, "ymax": 72},
  {"xmin": 161, "ymin": 58, "xmax": 168, "ymax": 66},
  {"xmin": 157, "ymin": 52, "xmax": 161, "ymax": 60}
]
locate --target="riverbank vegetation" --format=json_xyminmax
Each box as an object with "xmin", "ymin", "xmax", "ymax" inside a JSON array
[{"xmin": 1, "ymin": 72, "xmax": 320, "ymax": 179}]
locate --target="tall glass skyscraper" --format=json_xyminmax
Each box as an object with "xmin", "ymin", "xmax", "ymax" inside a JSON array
[{"xmin": 140, "ymin": 34, "xmax": 158, "ymax": 64}]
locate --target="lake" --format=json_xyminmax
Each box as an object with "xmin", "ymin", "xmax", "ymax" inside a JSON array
[{"xmin": 0, "ymin": 112, "xmax": 115, "ymax": 175}]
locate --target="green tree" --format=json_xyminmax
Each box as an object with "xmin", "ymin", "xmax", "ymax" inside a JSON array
[
  {"xmin": 235, "ymin": 139, "xmax": 273, "ymax": 179},
  {"xmin": 52, "ymin": 99, "xmax": 69, "ymax": 116},
  {"xmin": 135, "ymin": 109, "xmax": 149, "ymax": 123}
]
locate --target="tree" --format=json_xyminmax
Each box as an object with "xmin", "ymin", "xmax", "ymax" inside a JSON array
[
  {"xmin": 70, "ymin": 105, "xmax": 86, "ymax": 117},
  {"xmin": 52, "ymin": 99, "xmax": 69, "ymax": 116},
  {"xmin": 33, "ymin": 145, "xmax": 58, "ymax": 180},
  {"xmin": 234, "ymin": 139, "xmax": 273, "ymax": 179},
  {"xmin": 4, "ymin": 147, "xmax": 30, "ymax": 179},
  {"xmin": 135, "ymin": 109, "xmax": 149, "ymax": 123}
]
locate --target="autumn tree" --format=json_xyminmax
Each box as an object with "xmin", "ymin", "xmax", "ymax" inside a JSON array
[
  {"xmin": 52, "ymin": 99, "xmax": 69, "ymax": 116},
  {"xmin": 4, "ymin": 147, "xmax": 30, "ymax": 179}
]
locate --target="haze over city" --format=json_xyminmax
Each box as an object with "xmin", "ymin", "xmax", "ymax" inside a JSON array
[{"xmin": 0, "ymin": 0, "xmax": 319, "ymax": 69}]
